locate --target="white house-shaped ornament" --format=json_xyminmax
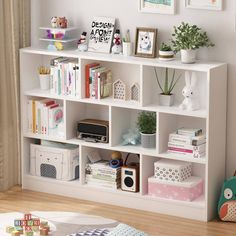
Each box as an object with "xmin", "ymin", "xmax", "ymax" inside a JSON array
[
  {"xmin": 130, "ymin": 83, "xmax": 140, "ymax": 102},
  {"xmin": 113, "ymin": 79, "xmax": 127, "ymax": 100}
]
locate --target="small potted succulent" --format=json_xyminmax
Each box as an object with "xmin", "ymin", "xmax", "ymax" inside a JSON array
[
  {"xmin": 159, "ymin": 42, "xmax": 174, "ymax": 61},
  {"xmin": 172, "ymin": 22, "xmax": 214, "ymax": 64},
  {"xmin": 154, "ymin": 67, "xmax": 181, "ymax": 106},
  {"xmin": 137, "ymin": 111, "xmax": 156, "ymax": 148}
]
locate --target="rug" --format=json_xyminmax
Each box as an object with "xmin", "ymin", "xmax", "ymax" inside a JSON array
[{"xmin": 0, "ymin": 211, "xmax": 118, "ymax": 236}]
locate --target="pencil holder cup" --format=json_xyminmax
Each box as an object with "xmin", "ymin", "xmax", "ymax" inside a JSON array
[
  {"xmin": 39, "ymin": 74, "xmax": 50, "ymax": 90},
  {"xmin": 123, "ymin": 42, "xmax": 132, "ymax": 56}
]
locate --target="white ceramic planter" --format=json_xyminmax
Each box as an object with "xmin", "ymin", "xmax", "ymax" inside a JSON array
[
  {"xmin": 123, "ymin": 42, "xmax": 132, "ymax": 56},
  {"xmin": 159, "ymin": 50, "xmax": 174, "ymax": 61},
  {"xmin": 181, "ymin": 49, "xmax": 197, "ymax": 64},
  {"xmin": 141, "ymin": 133, "xmax": 156, "ymax": 149},
  {"xmin": 39, "ymin": 74, "xmax": 50, "ymax": 90},
  {"xmin": 159, "ymin": 94, "xmax": 174, "ymax": 106}
]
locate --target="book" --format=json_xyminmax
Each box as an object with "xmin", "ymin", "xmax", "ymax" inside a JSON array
[
  {"xmin": 98, "ymin": 70, "xmax": 112, "ymax": 99},
  {"xmin": 176, "ymin": 128, "xmax": 203, "ymax": 137},
  {"xmin": 169, "ymin": 133, "xmax": 206, "ymax": 146},
  {"xmin": 85, "ymin": 63, "xmax": 99, "ymax": 98},
  {"xmin": 168, "ymin": 148, "xmax": 205, "ymax": 158},
  {"xmin": 75, "ymin": 63, "xmax": 80, "ymax": 97},
  {"xmin": 168, "ymin": 142, "xmax": 206, "ymax": 152}
]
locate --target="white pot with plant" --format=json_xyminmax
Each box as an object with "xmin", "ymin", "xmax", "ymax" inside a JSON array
[
  {"xmin": 137, "ymin": 111, "xmax": 156, "ymax": 149},
  {"xmin": 172, "ymin": 22, "xmax": 214, "ymax": 64},
  {"xmin": 154, "ymin": 67, "xmax": 181, "ymax": 106},
  {"xmin": 159, "ymin": 42, "xmax": 174, "ymax": 61}
]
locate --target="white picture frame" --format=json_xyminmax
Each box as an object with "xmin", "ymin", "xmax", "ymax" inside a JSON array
[
  {"xmin": 88, "ymin": 17, "xmax": 115, "ymax": 54},
  {"xmin": 139, "ymin": 0, "xmax": 175, "ymax": 15},
  {"xmin": 185, "ymin": 0, "xmax": 222, "ymax": 11}
]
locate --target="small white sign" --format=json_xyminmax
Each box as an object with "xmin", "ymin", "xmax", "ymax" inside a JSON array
[{"xmin": 88, "ymin": 17, "xmax": 115, "ymax": 53}]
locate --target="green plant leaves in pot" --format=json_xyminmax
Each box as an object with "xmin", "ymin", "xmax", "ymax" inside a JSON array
[{"xmin": 137, "ymin": 111, "xmax": 156, "ymax": 134}]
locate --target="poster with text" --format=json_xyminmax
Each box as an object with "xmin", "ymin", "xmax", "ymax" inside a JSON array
[{"xmin": 88, "ymin": 17, "xmax": 116, "ymax": 53}]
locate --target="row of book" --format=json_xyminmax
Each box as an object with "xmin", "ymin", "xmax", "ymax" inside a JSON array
[
  {"xmin": 27, "ymin": 98, "xmax": 64, "ymax": 136},
  {"xmin": 50, "ymin": 57, "xmax": 79, "ymax": 97},
  {"xmin": 167, "ymin": 128, "xmax": 206, "ymax": 158},
  {"xmin": 85, "ymin": 161, "xmax": 121, "ymax": 190},
  {"xmin": 85, "ymin": 63, "xmax": 112, "ymax": 99}
]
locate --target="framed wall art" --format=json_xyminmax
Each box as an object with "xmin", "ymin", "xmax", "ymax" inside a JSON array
[
  {"xmin": 139, "ymin": 0, "xmax": 175, "ymax": 15},
  {"xmin": 185, "ymin": 0, "xmax": 222, "ymax": 11},
  {"xmin": 88, "ymin": 17, "xmax": 115, "ymax": 53},
  {"xmin": 134, "ymin": 27, "xmax": 157, "ymax": 58}
]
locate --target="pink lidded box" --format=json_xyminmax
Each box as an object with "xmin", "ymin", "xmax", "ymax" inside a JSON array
[{"xmin": 148, "ymin": 176, "xmax": 203, "ymax": 202}]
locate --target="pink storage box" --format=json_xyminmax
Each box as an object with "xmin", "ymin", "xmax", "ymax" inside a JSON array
[{"xmin": 148, "ymin": 176, "xmax": 203, "ymax": 202}]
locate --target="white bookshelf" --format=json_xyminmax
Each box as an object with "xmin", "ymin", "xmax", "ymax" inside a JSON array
[{"xmin": 20, "ymin": 47, "xmax": 227, "ymax": 221}]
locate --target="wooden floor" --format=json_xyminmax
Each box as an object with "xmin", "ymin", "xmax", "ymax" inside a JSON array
[{"xmin": 0, "ymin": 186, "xmax": 235, "ymax": 236}]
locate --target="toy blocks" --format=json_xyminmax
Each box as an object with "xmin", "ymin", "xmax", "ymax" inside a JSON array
[
  {"xmin": 6, "ymin": 226, "xmax": 15, "ymax": 233},
  {"xmin": 11, "ymin": 231, "xmax": 20, "ymax": 236}
]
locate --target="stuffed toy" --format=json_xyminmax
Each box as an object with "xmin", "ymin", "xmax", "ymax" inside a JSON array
[
  {"xmin": 51, "ymin": 17, "xmax": 58, "ymax": 28},
  {"xmin": 58, "ymin": 17, "xmax": 68, "ymax": 29},
  {"xmin": 218, "ymin": 171, "xmax": 236, "ymax": 222}
]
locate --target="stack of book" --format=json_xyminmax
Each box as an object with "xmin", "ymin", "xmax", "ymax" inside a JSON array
[
  {"xmin": 50, "ymin": 57, "xmax": 79, "ymax": 97},
  {"xmin": 27, "ymin": 98, "xmax": 64, "ymax": 137},
  {"xmin": 85, "ymin": 63, "xmax": 112, "ymax": 99},
  {"xmin": 167, "ymin": 128, "xmax": 206, "ymax": 158},
  {"xmin": 85, "ymin": 161, "xmax": 121, "ymax": 190}
]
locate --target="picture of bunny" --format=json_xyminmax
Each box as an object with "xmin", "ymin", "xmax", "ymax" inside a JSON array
[{"xmin": 179, "ymin": 71, "xmax": 200, "ymax": 111}]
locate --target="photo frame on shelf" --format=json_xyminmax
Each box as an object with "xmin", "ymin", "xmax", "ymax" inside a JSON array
[
  {"xmin": 88, "ymin": 16, "xmax": 115, "ymax": 53},
  {"xmin": 134, "ymin": 27, "xmax": 157, "ymax": 58},
  {"xmin": 139, "ymin": 0, "xmax": 175, "ymax": 14},
  {"xmin": 185, "ymin": 0, "xmax": 222, "ymax": 11}
]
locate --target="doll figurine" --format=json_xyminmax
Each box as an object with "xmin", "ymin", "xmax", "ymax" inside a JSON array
[
  {"xmin": 78, "ymin": 32, "xmax": 88, "ymax": 52},
  {"xmin": 112, "ymin": 29, "xmax": 122, "ymax": 54}
]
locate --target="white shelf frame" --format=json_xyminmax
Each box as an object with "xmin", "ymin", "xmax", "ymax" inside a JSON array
[{"xmin": 20, "ymin": 47, "xmax": 227, "ymax": 221}]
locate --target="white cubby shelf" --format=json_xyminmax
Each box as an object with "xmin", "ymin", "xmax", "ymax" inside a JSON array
[{"xmin": 20, "ymin": 47, "xmax": 227, "ymax": 221}]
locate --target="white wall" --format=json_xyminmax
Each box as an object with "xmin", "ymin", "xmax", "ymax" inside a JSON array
[{"xmin": 31, "ymin": 0, "xmax": 236, "ymax": 177}]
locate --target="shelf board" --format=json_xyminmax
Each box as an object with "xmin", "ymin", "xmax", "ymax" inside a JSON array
[
  {"xmin": 157, "ymin": 152, "xmax": 206, "ymax": 164},
  {"xmin": 142, "ymin": 194, "xmax": 205, "ymax": 209},
  {"xmin": 23, "ymin": 133, "xmax": 66, "ymax": 142},
  {"xmin": 20, "ymin": 47, "xmax": 226, "ymax": 72},
  {"xmin": 146, "ymin": 103, "xmax": 207, "ymax": 118},
  {"xmin": 39, "ymin": 38, "xmax": 78, "ymax": 43},
  {"xmin": 39, "ymin": 26, "xmax": 78, "ymax": 32}
]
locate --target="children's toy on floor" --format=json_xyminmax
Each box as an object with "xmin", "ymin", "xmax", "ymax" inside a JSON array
[
  {"xmin": 179, "ymin": 71, "xmax": 200, "ymax": 111},
  {"xmin": 112, "ymin": 29, "xmax": 122, "ymax": 54},
  {"xmin": 5, "ymin": 213, "xmax": 51, "ymax": 236},
  {"xmin": 77, "ymin": 32, "xmax": 88, "ymax": 52},
  {"xmin": 218, "ymin": 170, "xmax": 236, "ymax": 222}
]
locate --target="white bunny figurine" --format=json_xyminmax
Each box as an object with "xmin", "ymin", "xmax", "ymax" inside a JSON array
[{"xmin": 179, "ymin": 71, "xmax": 200, "ymax": 111}]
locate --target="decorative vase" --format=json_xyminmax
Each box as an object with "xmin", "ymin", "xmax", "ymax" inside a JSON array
[
  {"xmin": 180, "ymin": 49, "xmax": 197, "ymax": 64},
  {"xmin": 159, "ymin": 94, "xmax": 174, "ymax": 106},
  {"xmin": 123, "ymin": 42, "xmax": 132, "ymax": 56},
  {"xmin": 39, "ymin": 74, "xmax": 50, "ymax": 90},
  {"xmin": 141, "ymin": 133, "xmax": 156, "ymax": 148},
  {"xmin": 159, "ymin": 50, "xmax": 174, "ymax": 61}
]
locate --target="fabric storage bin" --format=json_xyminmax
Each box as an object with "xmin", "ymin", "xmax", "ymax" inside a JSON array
[
  {"xmin": 148, "ymin": 176, "xmax": 203, "ymax": 201},
  {"xmin": 154, "ymin": 159, "xmax": 192, "ymax": 182}
]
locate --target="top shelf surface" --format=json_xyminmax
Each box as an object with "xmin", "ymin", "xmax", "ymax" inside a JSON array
[{"xmin": 20, "ymin": 47, "xmax": 226, "ymax": 72}]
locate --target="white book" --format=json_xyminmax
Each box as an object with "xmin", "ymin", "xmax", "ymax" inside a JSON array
[
  {"xmin": 50, "ymin": 67, "xmax": 55, "ymax": 94},
  {"xmin": 169, "ymin": 133, "xmax": 206, "ymax": 146}
]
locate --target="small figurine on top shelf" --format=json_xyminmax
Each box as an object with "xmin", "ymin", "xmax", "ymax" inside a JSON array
[
  {"xmin": 51, "ymin": 16, "xmax": 58, "ymax": 28},
  {"xmin": 50, "ymin": 16, "xmax": 68, "ymax": 28},
  {"xmin": 78, "ymin": 32, "xmax": 88, "ymax": 52},
  {"xmin": 112, "ymin": 29, "xmax": 122, "ymax": 54}
]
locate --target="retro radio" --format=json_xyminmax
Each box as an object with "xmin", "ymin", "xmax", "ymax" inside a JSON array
[
  {"xmin": 121, "ymin": 153, "xmax": 140, "ymax": 192},
  {"xmin": 77, "ymin": 119, "xmax": 109, "ymax": 143},
  {"xmin": 30, "ymin": 143, "xmax": 80, "ymax": 181}
]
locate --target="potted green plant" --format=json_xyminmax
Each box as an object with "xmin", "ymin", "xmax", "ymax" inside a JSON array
[
  {"xmin": 154, "ymin": 67, "xmax": 181, "ymax": 106},
  {"xmin": 172, "ymin": 22, "xmax": 214, "ymax": 64},
  {"xmin": 159, "ymin": 42, "xmax": 174, "ymax": 61},
  {"xmin": 137, "ymin": 111, "xmax": 156, "ymax": 148}
]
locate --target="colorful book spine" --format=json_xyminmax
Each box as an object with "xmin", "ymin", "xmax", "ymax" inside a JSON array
[
  {"xmin": 176, "ymin": 128, "xmax": 203, "ymax": 137},
  {"xmin": 168, "ymin": 142, "xmax": 206, "ymax": 152},
  {"xmin": 85, "ymin": 63, "xmax": 99, "ymax": 98},
  {"xmin": 75, "ymin": 63, "xmax": 80, "ymax": 97}
]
